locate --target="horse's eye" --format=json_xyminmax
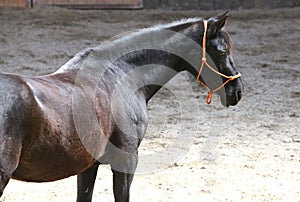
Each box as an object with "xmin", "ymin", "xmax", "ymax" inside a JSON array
[{"xmin": 219, "ymin": 50, "xmax": 227, "ymax": 56}]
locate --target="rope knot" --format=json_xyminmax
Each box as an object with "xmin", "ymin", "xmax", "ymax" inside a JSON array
[
  {"xmin": 206, "ymin": 92, "xmax": 212, "ymax": 105},
  {"xmin": 202, "ymin": 57, "xmax": 206, "ymax": 63}
]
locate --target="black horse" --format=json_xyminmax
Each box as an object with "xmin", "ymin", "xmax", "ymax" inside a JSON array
[{"xmin": 0, "ymin": 12, "xmax": 243, "ymax": 201}]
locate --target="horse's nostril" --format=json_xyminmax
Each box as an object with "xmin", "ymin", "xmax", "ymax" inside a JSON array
[{"xmin": 236, "ymin": 90, "xmax": 242, "ymax": 100}]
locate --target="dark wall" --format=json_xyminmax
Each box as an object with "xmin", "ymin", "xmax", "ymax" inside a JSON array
[{"xmin": 144, "ymin": 0, "xmax": 300, "ymax": 10}]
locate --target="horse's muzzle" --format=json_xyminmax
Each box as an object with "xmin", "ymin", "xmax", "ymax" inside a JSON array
[
  {"xmin": 220, "ymin": 78, "xmax": 243, "ymax": 107},
  {"xmin": 223, "ymin": 87, "xmax": 243, "ymax": 107},
  {"xmin": 220, "ymin": 90, "xmax": 241, "ymax": 107}
]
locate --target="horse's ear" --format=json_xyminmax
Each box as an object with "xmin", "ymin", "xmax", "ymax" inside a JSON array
[
  {"xmin": 207, "ymin": 11, "xmax": 229, "ymax": 38},
  {"xmin": 216, "ymin": 10, "xmax": 229, "ymax": 20}
]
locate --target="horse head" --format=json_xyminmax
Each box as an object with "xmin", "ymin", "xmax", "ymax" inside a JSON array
[
  {"xmin": 194, "ymin": 11, "xmax": 244, "ymax": 107},
  {"xmin": 203, "ymin": 11, "xmax": 243, "ymax": 106}
]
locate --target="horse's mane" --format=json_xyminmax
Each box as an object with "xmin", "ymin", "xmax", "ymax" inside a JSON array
[
  {"xmin": 55, "ymin": 17, "xmax": 233, "ymax": 73},
  {"xmin": 106, "ymin": 17, "xmax": 203, "ymax": 46},
  {"xmin": 151, "ymin": 17, "xmax": 202, "ymax": 29},
  {"xmin": 55, "ymin": 18, "xmax": 204, "ymax": 73}
]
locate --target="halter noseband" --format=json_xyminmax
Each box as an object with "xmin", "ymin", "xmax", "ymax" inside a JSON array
[{"xmin": 196, "ymin": 20, "xmax": 241, "ymax": 105}]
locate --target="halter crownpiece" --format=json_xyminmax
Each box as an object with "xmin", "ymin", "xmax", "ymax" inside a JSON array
[{"xmin": 196, "ymin": 20, "xmax": 241, "ymax": 105}]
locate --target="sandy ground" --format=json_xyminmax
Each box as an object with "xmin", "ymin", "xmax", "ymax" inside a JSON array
[{"xmin": 0, "ymin": 6, "xmax": 299, "ymax": 202}]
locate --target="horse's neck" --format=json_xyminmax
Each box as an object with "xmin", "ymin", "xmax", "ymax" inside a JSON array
[
  {"xmin": 122, "ymin": 50, "xmax": 181, "ymax": 101},
  {"xmin": 123, "ymin": 26, "xmax": 202, "ymax": 102},
  {"xmin": 53, "ymin": 20, "xmax": 203, "ymax": 102}
]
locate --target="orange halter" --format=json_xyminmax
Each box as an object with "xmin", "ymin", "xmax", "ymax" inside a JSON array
[{"xmin": 197, "ymin": 20, "xmax": 241, "ymax": 105}]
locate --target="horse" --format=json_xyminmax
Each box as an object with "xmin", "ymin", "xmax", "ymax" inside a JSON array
[{"xmin": 0, "ymin": 11, "xmax": 243, "ymax": 201}]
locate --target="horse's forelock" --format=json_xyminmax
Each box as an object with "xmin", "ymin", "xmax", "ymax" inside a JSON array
[{"xmin": 220, "ymin": 30, "xmax": 233, "ymax": 53}]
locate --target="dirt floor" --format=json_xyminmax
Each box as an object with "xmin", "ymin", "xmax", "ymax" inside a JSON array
[{"xmin": 0, "ymin": 6, "xmax": 299, "ymax": 202}]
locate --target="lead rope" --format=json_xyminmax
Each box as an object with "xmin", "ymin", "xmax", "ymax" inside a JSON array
[{"xmin": 196, "ymin": 20, "xmax": 241, "ymax": 104}]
